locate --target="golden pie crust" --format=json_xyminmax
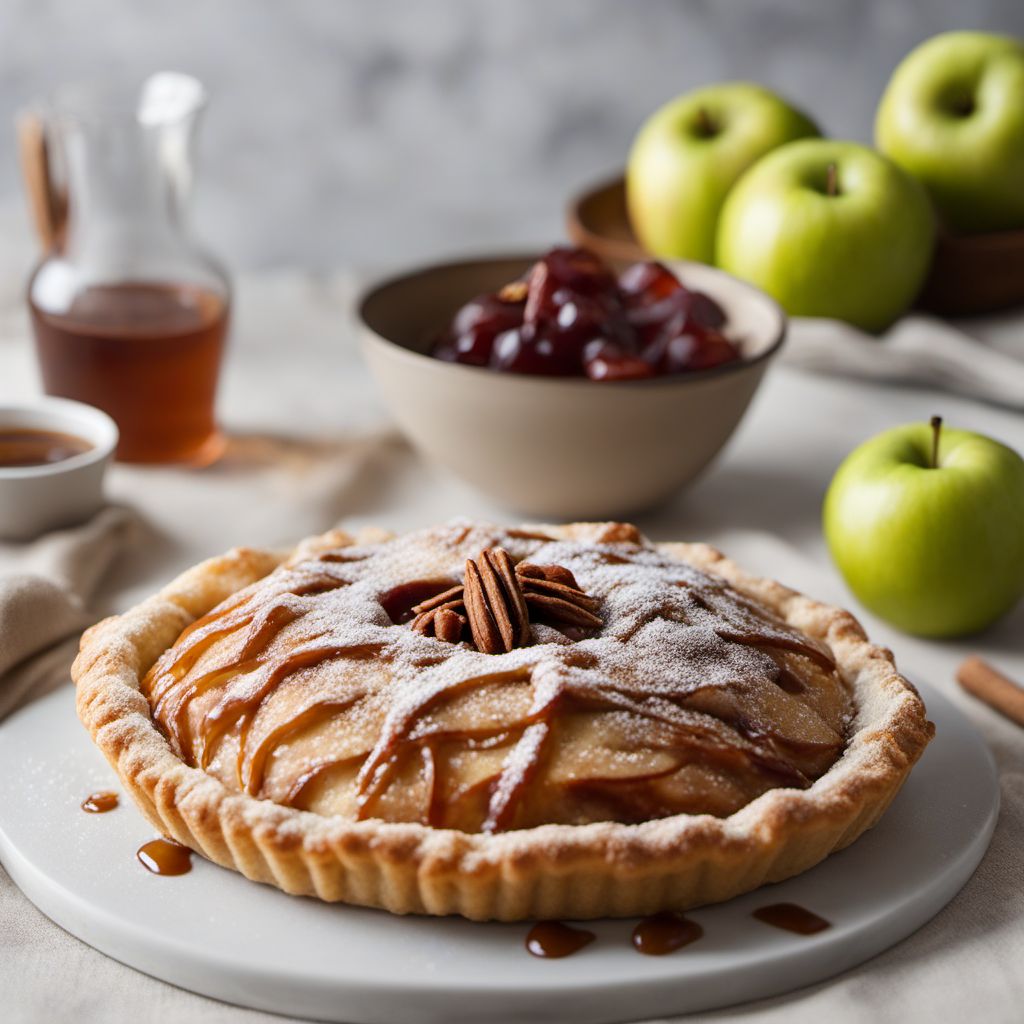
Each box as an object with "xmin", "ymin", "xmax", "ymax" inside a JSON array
[{"xmin": 73, "ymin": 522, "xmax": 933, "ymax": 921}]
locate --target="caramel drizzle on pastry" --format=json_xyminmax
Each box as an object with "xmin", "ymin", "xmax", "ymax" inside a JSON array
[
  {"xmin": 243, "ymin": 697, "xmax": 360, "ymax": 796},
  {"xmin": 141, "ymin": 526, "xmax": 842, "ymax": 833}
]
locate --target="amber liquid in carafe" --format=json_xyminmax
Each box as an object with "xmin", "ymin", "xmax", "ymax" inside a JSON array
[{"xmin": 30, "ymin": 281, "xmax": 228, "ymax": 465}]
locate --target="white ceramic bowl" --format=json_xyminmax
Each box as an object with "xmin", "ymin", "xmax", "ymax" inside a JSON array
[
  {"xmin": 359, "ymin": 255, "xmax": 786, "ymax": 518},
  {"xmin": 0, "ymin": 397, "xmax": 118, "ymax": 541}
]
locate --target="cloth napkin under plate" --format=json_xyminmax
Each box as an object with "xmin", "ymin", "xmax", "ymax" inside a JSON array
[
  {"xmin": 784, "ymin": 312, "xmax": 1024, "ymax": 410},
  {"xmin": 0, "ymin": 505, "xmax": 137, "ymax": 721}
]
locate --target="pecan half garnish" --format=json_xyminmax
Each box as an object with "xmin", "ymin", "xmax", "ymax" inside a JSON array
[
  {"xmin": 408, "ymin": 547, "xmax": 602, "ymax": 653},
  {"xmin": 465, "ymin": 547, "xmax": 530, "ymax": 654},
  {"xmin": 515, "ymin": 562, "xmax": 602, "ymax": 630},
  {"xmin": 409, "ymin": 584, "xmax": 466, "ymax": 641}
]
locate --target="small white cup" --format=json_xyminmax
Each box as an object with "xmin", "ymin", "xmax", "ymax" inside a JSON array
[{"xmin": 0, "ymin": 397, "xmax": 118, "ymax": 541}]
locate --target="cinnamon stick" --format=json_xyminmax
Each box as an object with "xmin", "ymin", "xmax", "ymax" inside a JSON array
[{"xmin": 956, "ymin": 655, "xmax": 1024, "ymax": 728}]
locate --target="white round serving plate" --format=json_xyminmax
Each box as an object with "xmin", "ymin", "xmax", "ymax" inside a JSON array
[{"xmin": 0, "ymin": 680, "xmax": 997, "ymax": 1024}]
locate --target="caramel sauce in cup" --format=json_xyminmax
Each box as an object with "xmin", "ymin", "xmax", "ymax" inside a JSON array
[
  {"xmin": 0, "ymin": 428, "xmax": 93, "ymax": 467},
  {"xmin": 0, "ymin": 398, "xmax": 118, "ymax": 541}
]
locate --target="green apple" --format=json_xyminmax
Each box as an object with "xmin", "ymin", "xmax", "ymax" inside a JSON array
[
  {"xmin": 876, "ymin": 31, "xmax": 1024, "ymax": 233},
  {"xmin": 824, "ymin": 418, "xmax": 1024, "ymax": 637},
  {"xmin": 716, "ymin": 139, "xmax": 934, "ymax": 331},
  {"xmin": 626, "ymin": 82, "xmax": 818, "ymax": 264}
]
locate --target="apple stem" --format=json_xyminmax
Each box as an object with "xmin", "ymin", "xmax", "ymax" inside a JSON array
[
  {"xmin": 825, "ymin": 162, "xmax": 839, "ymax": 197},
  {"xmin": 695, "ymin": 106, "xmax": 715, "ymax": 137},
  {"xmin": 930, "ymin": 415, "xmax": 943, "ymax": 469}
]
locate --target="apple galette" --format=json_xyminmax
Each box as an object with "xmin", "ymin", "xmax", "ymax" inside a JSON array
[{"xmin": 73, "ymin": 521, "xmax": 932, "ymax": 920}]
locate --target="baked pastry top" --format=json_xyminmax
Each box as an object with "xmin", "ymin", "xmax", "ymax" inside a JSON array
[
  {"xmin": 75, "ymin": 520, "xmax": 932, "ymax": 920},
  {"xmin": 141, "ymin": 521, "xmax": 851, "ymax": 833}
]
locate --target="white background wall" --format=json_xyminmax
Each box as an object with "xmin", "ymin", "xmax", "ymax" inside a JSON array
[{"xmin": 1, "ymin": 0, "xmax": 1022, "ymax": 274}]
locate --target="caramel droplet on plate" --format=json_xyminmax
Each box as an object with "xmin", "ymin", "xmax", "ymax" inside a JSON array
[
  {"xmin": 631, "ymin": 912, "xmax": 704, "ymax": 955},
  {"xmin": 525, "ymin": 920, "xmax": 596, "ymax": 959},
  {"xmin": 753, "ymin": 902, "xmax": 830, "ymax": 935},
  {"xmin": 81, "ymin": 791, "xmax": 119, "ymax": 814},
  {"xmin": 137, "ymin": 838, "xmax": 192, "ymax": 876}
]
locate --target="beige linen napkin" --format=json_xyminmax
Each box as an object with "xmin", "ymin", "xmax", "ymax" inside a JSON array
[
  {"xmin": 784, "ymin": 312, "xmax": 1024, "ymax": 410},
  {"xmin": 0, "ymin": 505, "xmax": 136, "ymax": 720}
]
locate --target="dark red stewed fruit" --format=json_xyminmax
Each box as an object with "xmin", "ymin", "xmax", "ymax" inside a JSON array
[
  {"xmin": 490, "ymin": 250, "xmax": 632, "ymax": 375},
  {"xmin": 643, "ymin": 326, "xmax": 741, "ymax": 374},
  {"xmin": 619, "ymin": 260, "xmax": 728, "ymax": 347},
  {"xmin": 618, "ymin": 261, "xmax": 685, "ymax": 306},
  {"xmin": 628, "ymin": 290, "xmax": 688, "ymax": 348},
  {"xmin": 619, "ymin": 261, "xmax": 689, "ymax": 349},
  {"xmin": 685, "ymin": 328, "xmax": 741, "ymax": 369},
  {"xmin": 583, "ymin": 340, "xmax": 655, "ymax": 381},
  {"xmin": 490, "ymin": 320, "xmax": 607, "ymax": 377},
  {"xmin": 687, "ymin": 291, "xmax": 727, "ymax": 330},
  {"xmin": 537, "ymin": 246, "xmax": 619, "ymax": 297},
  {"xmin": 528, "ymin": 253, "xmax": 630, "ymax": 335},
  {"xmin": 432, "ymin": 290, "xmax": 525, "ymax": 366},
  {"xmin": 491, "ymin": 324, "xmax": 567, "ymax": 375},
  {"xmin": 431, "ymin": 247, "xmax": 740, "ymax": 379}
]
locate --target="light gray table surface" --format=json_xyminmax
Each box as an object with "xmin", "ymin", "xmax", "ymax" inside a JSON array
[{"xmin": 1, "ymin": 270, "xmax": 1022, "ymax": 1023}]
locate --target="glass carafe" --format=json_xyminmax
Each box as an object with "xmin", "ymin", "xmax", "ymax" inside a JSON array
[{"xmin": 21, "ymin": 73, "xmax": 229, "ymax": 466}]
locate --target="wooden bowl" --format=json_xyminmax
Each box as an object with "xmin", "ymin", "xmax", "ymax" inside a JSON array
[
  {"xmin": 358, "ymin": 254, "xmax": 785, "ymax": 519},
  {"xmin": 919, "ymin": 227, "xmax": 1024, "ymax": 315},
  {"xmin": 567, "ymin": 174, "xmax": 1024, "ymax": 316},
  {"xmin": 566, "ymin": 176, "xmax": 645, "ymax": 265}
]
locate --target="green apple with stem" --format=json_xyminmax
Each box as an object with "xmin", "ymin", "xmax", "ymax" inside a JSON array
[
  {"xmin": 876, "ymin": 31, "xmax": 1024, "ymax": 233},
  {"xmin": 824, "ymin": 417, "xmax": 1024, "ymax": 637},
  {"xmin": 626, "ymin": 82, "xmax": 818, "ymax": 264},
  {"xmin": 716, "ymin": 139, "xmax": 935, "ymax": 331}
]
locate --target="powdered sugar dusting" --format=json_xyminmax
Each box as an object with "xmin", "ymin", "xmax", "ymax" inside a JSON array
[{"xmin": 144, "ymin": 521, "xmax": 851, "ymax": 832}]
